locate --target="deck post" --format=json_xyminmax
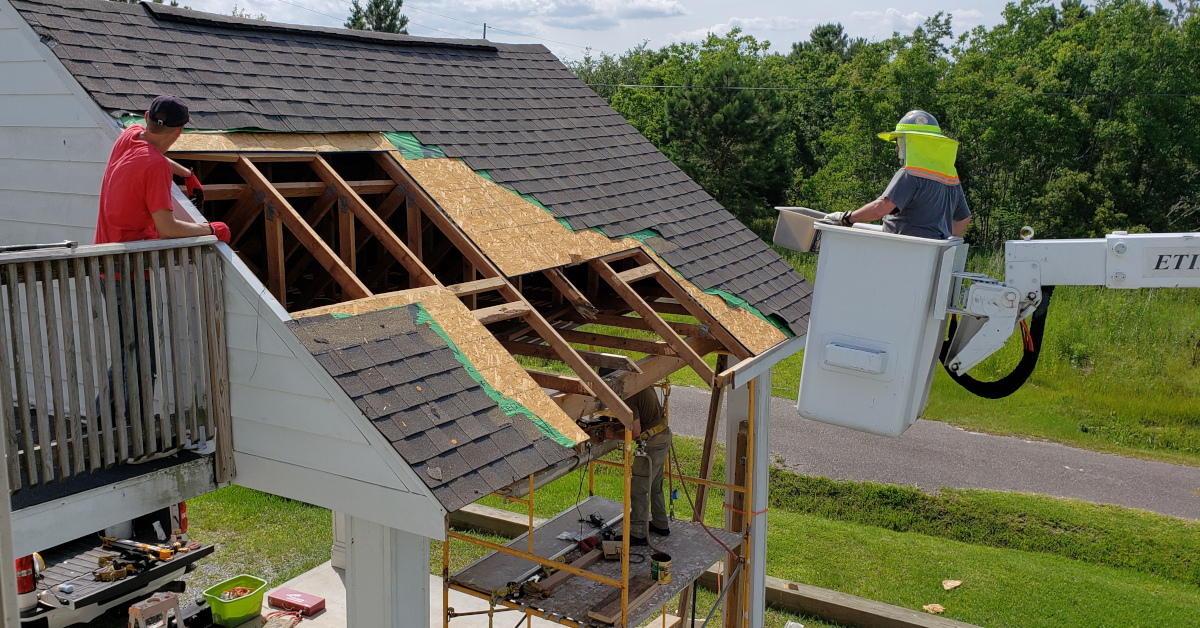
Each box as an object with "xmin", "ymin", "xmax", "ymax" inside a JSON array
[
  {"xmin": 344, "ymin": 515, "xmax": 430, "ymax": 628},
  {"xmin": 331, "ymin": 511, "xmax": 347, "ymax": 570},
  {"xmin": 724, "ymin": 367, "xmax": 770, "ymax": 628}
]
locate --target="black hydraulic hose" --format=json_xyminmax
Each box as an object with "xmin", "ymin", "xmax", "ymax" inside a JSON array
[{"xmin": 939, "ymin": 285, "xmax": 1055, "ymax": 399}]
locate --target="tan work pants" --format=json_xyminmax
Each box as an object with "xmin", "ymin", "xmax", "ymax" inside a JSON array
[{"xmin": 630, "ymin": 427, "xmax": 671, "ymax": 538}]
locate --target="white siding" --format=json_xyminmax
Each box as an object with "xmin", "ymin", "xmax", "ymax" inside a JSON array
[
  {"xmin": 0, "ymin": 0, "xmax": 118, "ymax": 246},
  {"xmin": 220, "ymin": 254, "xmax": 447, "ymax": 539}
]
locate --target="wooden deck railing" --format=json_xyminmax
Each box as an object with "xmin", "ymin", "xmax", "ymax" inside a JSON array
[{"xmin": 0, "ymin": 236, "xmax": 232, "ymax": 493}]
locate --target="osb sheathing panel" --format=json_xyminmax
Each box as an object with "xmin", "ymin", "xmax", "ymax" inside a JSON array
[
  {"xmin": 171, "ymin": 132, "xmax": 392, "ymax": 153},
  {"xmin": 293, "ymin": 286, "xmax": 588, "ymax": 445},
  {"xmin": 397, "ymin": 156, "xmax": 787, "ymax": 355}
]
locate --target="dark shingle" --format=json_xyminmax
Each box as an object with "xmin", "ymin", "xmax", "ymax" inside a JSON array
[{"xmin": 12, "ymin": 0, "xmax": 811, "ymax": 335}]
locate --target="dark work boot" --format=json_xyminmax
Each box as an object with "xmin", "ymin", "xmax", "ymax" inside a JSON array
[
  {"xmin": 649, "ymin": 523, "xmax": 670, "ymax": 537},
  {"xmin": 630, "ymin": 535, "xmax": 649, "ymax": 547}
]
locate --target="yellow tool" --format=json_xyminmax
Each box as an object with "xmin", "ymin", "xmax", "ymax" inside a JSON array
[{"xmin": 102, "ymin": 537, "xmax": 175, "ymax": 561}]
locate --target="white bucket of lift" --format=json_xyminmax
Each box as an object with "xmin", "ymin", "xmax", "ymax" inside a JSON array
[
  {"xmin": 773, "ymin": 207, "xmax": 828, "ymax": 253},
  {"xmin": 796, "ymin": 224, "xmax": 967, "ymax": 437}
]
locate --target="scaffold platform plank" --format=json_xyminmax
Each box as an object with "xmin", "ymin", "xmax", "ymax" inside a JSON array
[{"xmin": 451, "ymin": 496, "xmax": 742, "ymax": 628}]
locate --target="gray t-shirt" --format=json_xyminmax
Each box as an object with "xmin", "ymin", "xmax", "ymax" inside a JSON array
[{"xmin": 879, "ymin": 169, "xmax": 970, "ymax": 239}]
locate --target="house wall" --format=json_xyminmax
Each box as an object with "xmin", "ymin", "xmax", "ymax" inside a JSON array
[
  {"xmin": 218, "ymin": 248, "xmax": 447, "ymax": 539},
  {"xmin": 0, "ymin": 0, "xmax": 119, "ymax": 246}
]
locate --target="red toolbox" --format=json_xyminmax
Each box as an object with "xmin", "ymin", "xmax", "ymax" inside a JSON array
[{"xmin": 267, "ymin": 587, "xmax": 326, "ymax": 616}]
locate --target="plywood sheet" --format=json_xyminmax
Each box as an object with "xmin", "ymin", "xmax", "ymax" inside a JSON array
[
  {"xmin": 170, "ymin": 132, "xmax": 391, "ymax": 153},
  {"xmin": 399, "ymin": 158, "xmax": 787, "ymax": 354},
  {"xmin": 294, "ymin": 286, "xmax": 587, "ymax": 444}
]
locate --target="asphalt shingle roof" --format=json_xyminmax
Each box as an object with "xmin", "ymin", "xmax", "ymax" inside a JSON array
[
  {"xmin": 288, "ymin": 306, "xmax": 571, "ymax": 513},
  {"xmin": 13, "ymin": 0, "xmax": 811, "ymax": 333}
]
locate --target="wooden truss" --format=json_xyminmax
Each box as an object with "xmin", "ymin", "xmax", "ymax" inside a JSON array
[{"xmin": 179, "ymin": 149, "xmax": 760, "ymax": 426}]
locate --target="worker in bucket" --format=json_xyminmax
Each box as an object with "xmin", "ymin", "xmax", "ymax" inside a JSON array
[
  {"xmin": 822, "ymin": 110, "xmax": 971, "ymax": 239},
  {"xmin": 602, "ymin": 387, "xmax": 671, "ymax": 546}
]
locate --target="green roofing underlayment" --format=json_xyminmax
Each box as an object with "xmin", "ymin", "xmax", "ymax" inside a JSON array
[{"xmin": 330, "ymin": 305, "xmax": 575, "ymax": 447}]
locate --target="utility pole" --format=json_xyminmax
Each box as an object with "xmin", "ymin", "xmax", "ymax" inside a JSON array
[{"xmin": 483, "ymin": 23, "xmax": 487, "ymax": 39}]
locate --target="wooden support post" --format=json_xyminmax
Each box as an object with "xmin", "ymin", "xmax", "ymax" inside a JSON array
[
  {"xmin": 724, "ymin": 419, "xmax": 748, "ymax": 628},
  {"xmin": 264, "ymin": 197, "xmax": 286, "ymax": 302},
  {"xmin": 234, "ymin": 157, "xmax": 370, "ymax": 302},
  {"xmin": 677, "ymin": 353, "xmax": 728, "ymax": 623},
  {"xmin": 338, "ymin": 196, "xmax": 356, "ymax": 273},
  {"xmin": 590, "ymin": 258, "xmax": 715, "ymax": 385},
  {"xmin": 462, "ymin": 259, "xmax": 477, "ymax": 309},
  {"xmin": 407, "ymin": 188, "xmax": 423, "ymax": 289},
  {"xmin": 543, "ymin": 268, "xmax": 598, "ymax": 320}
]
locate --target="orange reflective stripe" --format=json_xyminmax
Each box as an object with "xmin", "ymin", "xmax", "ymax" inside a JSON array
[{"xmin": 905, "ymin": 165, "xmax": 960, "ymax": 185}]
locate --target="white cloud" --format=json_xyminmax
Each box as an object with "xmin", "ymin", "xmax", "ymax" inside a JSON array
[
  {"xmin": 849, "ymin": 7, "xmax": 927, "ymax": 34},
  {"xmin": 433, "ymin": 0, "xmax": 685, "ymax": 31},
  {"xmin": 950, "ymin": 8, "xmax": 986, "ymax": 31},
  {"xmin": 670, "ymin": 15, "xmax": 807, "ymax": 43}
]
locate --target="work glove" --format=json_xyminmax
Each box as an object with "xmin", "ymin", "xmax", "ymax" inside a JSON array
[
  {"xmin": 819, "ymin": 210, "xmax": 855, "ymax": 227},
  {"xmin": 209, "ymin": 221, "xmax": 231, "ymax": 244},
  {"xmin": 184, "ymin": 172, "xmax": 204, "ymax": 206}
]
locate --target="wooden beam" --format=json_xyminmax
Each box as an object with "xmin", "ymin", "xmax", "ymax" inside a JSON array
[
  {"xmin": 233, "ymin": 157, "xmax": 370, "ymax": 301},
  {"xmin": 591, "ymin": 259, "xmax": 715, "ymax": 385},
  {"xmin": 633, "ymin": 250, "xmax": 753, "ymax": 360},
  {"xmin": 371, "ymin": 153, "xmax": 634, "ymax": 423},
  {"xmin": 447, "ymin": 276, "xmax": 508, "ymax": 297},
  {"xmin": 372, "ymin": 153, "xmax": 503, "ymax": 281},
  {"xmin": 224, "ymin": 188, "xmax": 263, "ymax": 245},
  {"xmin": 498, "ymin": 304, "xmax": 572, "ymax": 341},
  {"xmin": 556, "ymin": 328, "xmax": 676, "ymax": 356},
  {"xmin": 181, "ymin": 180, "xmax": 395, "ymax": 201},
  {"xmin": 543, "ymin": 268, "xmax": 598, "ymax": 320},
  {"xmin": 552, "ymin": 337, "xmax": 722, "ymax": 419},
  {"xmin": 616, "ymin": 263, "xmax": 661, "ymax": 284},
  {"xmin": 562, "ymin": 311, "xmax": 712, "ymax": 339},
  {"xmin": 309, "ymin": 155, "xmax": 441, "ymax": 287},
  {"xmin": 242, "ymin": 153, "xmax": 320, "ymax": 162},
  {"xmin": 472, "ymin": 302, "xmax": 531, "ymax": 325},
  {"xmin": 502, "ymin": 341, "xmax": 641, "ymax": 374},
  {"xmin": 525, "ymin": 370, "xmax": 592, "ymax": 396},
  {"xmin": 516, "ymin": 305, "xmax": 633, "ymax": 426}
]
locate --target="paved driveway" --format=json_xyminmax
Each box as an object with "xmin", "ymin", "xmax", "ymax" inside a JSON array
[{"xmin": 666, "ymin": 386, "xmax": 1200, "ymax": 520}]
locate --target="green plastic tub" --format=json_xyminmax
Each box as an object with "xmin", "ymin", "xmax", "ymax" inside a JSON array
[{"xmin": 203, "ymin": 574, "xmax": 267, "ymax": 627}]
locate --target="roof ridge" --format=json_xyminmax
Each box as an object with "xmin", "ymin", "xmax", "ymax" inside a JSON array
[{"xmin": 140, "ymin": 1, "xmax": 500, "ymax": 52}]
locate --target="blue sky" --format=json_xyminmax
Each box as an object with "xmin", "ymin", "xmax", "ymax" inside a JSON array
[{"xmin": 200, "ymin": 0, "xmax": 1016, "ymax": 59}]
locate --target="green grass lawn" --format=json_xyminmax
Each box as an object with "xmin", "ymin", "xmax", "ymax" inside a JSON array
[{"xmin": 175, "ymin": 432, "xmax": 1200, "ymax": 628}]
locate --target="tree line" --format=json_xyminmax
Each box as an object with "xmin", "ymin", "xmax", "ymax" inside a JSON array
[{"xmin": 569, "ymin": 0, "xmax": 1200, "ymax": 246}]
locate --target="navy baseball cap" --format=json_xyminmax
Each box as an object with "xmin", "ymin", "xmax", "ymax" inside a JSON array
[{"xmin": 147, "ymin": 94, "xmax": 189, "ymax": 127}]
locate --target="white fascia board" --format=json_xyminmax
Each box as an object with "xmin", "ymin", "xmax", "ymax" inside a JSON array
[{"xmin": 722, "ymin": 333, "xmax": 806, "ymax": 390}]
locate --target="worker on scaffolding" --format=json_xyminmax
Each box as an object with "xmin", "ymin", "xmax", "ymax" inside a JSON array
[
  {"xmin": 822, "ymin": 110, "xmax": 971, "ymax": 240},
  {"xmin": 604, "ymin": 387, "xmax": 671, "ymax": 546},
  {"xmin": 94, "ymin": 94, "xmax": 230, "ymax": 424}
]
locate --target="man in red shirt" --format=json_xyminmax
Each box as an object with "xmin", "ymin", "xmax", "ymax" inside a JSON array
[{"xmin": 96, "ymin": 94, "xmax": 229, "ymax": 244}]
